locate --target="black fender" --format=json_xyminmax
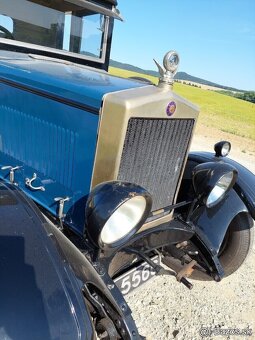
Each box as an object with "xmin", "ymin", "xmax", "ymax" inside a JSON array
[
  {"xmin": 189, "ymin": 151, "xmax": 255, "ymax": 219},
  {"xmin": 180, "ymin": 151, "xmax": 255, "ymax": 254},
  {"xmin": 47, "ymin": 222, "xmax": 140, "ymax": 339},
  {"xmin": 190, "ymin": 188, "xmax": 248, "ymax": 253},
  {"xmin": 0, "ymin": 180, "xmax": 139, "ymax": 339},
  {"xmin": 0, "ymin": 181, "xmax": 94, "ymax": 340}
]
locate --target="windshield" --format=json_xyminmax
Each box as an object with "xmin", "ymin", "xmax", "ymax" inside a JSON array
[{"xmin": 0, "ymin": 0, "xmax": 109, "ymax": 62}]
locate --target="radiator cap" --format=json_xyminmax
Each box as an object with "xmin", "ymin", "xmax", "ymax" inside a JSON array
[{"xmin": 154, "ymin": 50, "xmax": 179, "ymax": 89}]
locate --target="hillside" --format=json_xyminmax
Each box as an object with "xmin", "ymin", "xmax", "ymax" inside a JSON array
[
  {"xmin": 109, "ymin": 59, "xmax": 241, "ymax": 92},
  {"xmin": 109, "ymin": 66, "xmax": 255, "ymax": 141}
]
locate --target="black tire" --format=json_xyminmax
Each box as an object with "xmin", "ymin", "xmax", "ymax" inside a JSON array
[
  {"xmin": 95, "ymin": 318, "xmax": 118, "ymax": 340},
  {"xmin": 193, "ymin": 213, "xmax": 254, "ymax": 280},
  {"xmin": 218, "ymin": 213, "xmax": 254, "ymax": 277},
  {"xmin": 164, "ymin": 213, "xmax": 254, "ymax": 281}
]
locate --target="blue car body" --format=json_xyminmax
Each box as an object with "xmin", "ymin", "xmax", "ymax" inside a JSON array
[{"xmin": 0, "ymin": 51, "xmax": 143, "ymax": 235}]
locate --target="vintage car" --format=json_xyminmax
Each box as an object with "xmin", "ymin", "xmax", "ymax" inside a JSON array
[{"xmin": 0, "ymin": 0, "xmax": 254, "ymax": 339}]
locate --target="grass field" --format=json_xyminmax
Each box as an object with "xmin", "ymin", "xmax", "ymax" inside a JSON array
[{"xmin": 109, "ymin": 66, "xmax": 255, "ymax": 141}]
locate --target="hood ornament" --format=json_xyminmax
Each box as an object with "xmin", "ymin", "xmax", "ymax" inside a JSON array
[{"xmin": 154, "ymin": 51, "xmax": 179, "ymax": 89}]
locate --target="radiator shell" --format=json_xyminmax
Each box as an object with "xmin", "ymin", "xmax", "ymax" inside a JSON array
[{"xmin": 92, "ymin": 86, "xmax": 199, "ymax": 229}]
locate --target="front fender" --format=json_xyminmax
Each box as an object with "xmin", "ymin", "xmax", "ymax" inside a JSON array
[
  {"xmin": 0, "ymin": 181, "xmax": 94, "ymax": 340},
  {"xmin": 0, "ymin": 180, "xmax": 139, "ymax": 339},
  {"xmin": 190, "ymin": 188, "xmax": 248, "ymax": 253},
  {"xmin": 178, "ymin": 151, "xmax": 255, "ymax": 254},
  {"xmin": 189, "ymin": 151, "xmax": 255, "ymax": 219}
]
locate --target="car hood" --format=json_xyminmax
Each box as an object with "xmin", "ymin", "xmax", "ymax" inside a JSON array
[{"xmin": 0, "ymin": 50, "xmax": 145, "ymax": 112}]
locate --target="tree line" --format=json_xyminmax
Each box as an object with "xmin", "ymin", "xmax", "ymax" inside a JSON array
[{"xmin": 216, "ymin": 90, "xmax": 255, "ymax": 104}]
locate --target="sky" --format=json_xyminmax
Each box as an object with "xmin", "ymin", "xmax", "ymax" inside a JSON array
[{"xmin": 110, "ymin": 0, "xmax": 255, "ymax": 91}]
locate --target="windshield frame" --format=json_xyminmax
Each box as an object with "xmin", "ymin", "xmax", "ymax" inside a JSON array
[{"xmin": 0, "ymin": 0, "xmax": 118, "ymax": 70}]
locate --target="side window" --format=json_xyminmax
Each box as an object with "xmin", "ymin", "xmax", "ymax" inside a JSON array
[
  {"xmin": 80, "ymin": 14, "xmax": 104, "ymax": 58},
  {"xmin": 68, "ymin": 13, "xmax": 105, "ymax": 58},
  {"xmin": 63, "ymin": 13, "xmax": 71, "ymax": 51},
  {"xmin": 0, "ymin": 15, "xmax": 14, "ymax": 39}
]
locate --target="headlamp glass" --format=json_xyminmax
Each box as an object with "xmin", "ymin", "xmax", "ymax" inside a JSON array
[
  {"xmin": 206, "ymin": 172, "xmax": 234, "ymax": 208},
  {"xmin": 221, "ymin": 143, "xmax": 231, "ymax": 156},
  {"xmin": 100, "ymin": 196, "xmax": 146, "ymax": 245}
]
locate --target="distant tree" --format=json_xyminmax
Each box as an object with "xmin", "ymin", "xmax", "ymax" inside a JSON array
[{"xmin": 215, "ymin": 90, "xmax": 255, "ymax": 103}]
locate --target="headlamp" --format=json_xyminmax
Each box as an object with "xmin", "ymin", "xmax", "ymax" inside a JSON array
[
  {"xmin": 192, "ymin": 162, "xmax": 237, "ymax": 208},
  {"xmin": 214, "ymin": 141, "xmax": 231, "ymax": 157},
  {"xmin": 85, "ymin": 181, "xmax": 152, "ymax": 249},
  {"xmin": 206, "ymin": 171, "xmax": 234, "ymax": 208}
]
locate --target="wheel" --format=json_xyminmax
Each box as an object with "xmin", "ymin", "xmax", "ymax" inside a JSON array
[
  {"xmin": 95, "ymin": 318, "xmax": 118, "ymax": 340},
  {"xmin": 163, "ymin": 213, "xmax": 254, "ymax": 281},
  {"xmin": 194, "ymin": 212, "xmax": 254, "ymax": 280},
  {"xmin": 218, "ymin": 213, "xmax": 254, "ymax": 277}
]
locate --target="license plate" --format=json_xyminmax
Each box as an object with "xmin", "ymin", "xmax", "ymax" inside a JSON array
[{"xmin": 114, "ymin": 256, "xmax": 160, "ymax": 295}]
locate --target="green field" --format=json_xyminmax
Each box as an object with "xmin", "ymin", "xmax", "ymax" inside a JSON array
[{"xmin": 109, "ymin": 66, "xmax": 255, "ymax": 141}]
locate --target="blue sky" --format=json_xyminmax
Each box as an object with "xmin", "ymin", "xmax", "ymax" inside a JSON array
[{"xmin": 110, "ymin": 0, "xmax": 255, "ymax": 90}]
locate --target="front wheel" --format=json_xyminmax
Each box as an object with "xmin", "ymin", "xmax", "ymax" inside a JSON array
[
  {"xmin": 163, "ymin": 213, "xmax": 254, "ymax": 281},
  {"xmin": 192, "ymin": 212, "xmax": 254, "ymax": 280},
  {"xmin": 218, "ymin": 213, "xmax": 254, "ymax": 277},
  {"xmin": 95, "ymin": 318, "xmax": 118, "ymax": 340}
]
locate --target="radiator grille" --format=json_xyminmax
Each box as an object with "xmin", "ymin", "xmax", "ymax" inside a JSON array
[{"xmin": 117, "ymin": 118, "xmax": 194, "ymax": 211}]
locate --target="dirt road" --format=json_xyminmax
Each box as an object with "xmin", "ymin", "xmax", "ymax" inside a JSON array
[{"xmin": 191, "ymin": 124, "xmax": 255, "ymax": 174}]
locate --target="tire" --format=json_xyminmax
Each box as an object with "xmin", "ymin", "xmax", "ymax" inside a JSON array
[
  {"xmin": 193, "ymin": 212, "xmax": 254, "ymax": 280},
  {"xmin": 163, "ymin": 213, "xmax": 254, "ymax": 281},
  {"xmin": 218, "ymin": 213, "xmax": 254, "ymax": 277},
  {"xmin": 95, "ymin": 318, "xmax": 118, "ymax": 340}
]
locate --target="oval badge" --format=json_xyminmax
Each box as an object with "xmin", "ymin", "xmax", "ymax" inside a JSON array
[{"xmin": 166, "ymin": 101, "xmax": 176, "ymax": 116}]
